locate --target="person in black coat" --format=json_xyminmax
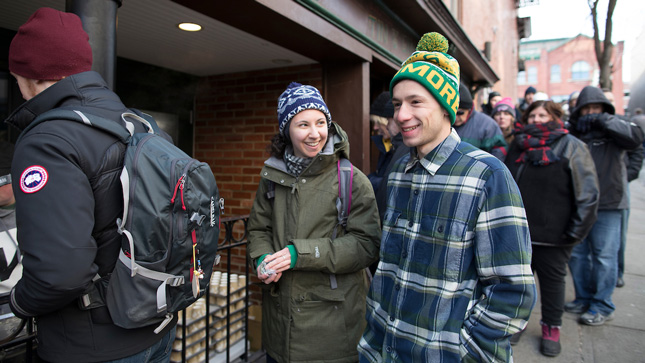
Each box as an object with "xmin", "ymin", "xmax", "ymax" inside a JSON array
[
  {"xmin": 481, "ymin": 91, "xmax": 502, "ymax": 116},
  {"xmin": 367, "ymin": 91, "xmax": 409, "ymax": 222},
  {"xmin": 5, "ymin": 8, "xmax": 176, "ymax": 362},
  {"xmin": 516, "ymin": 86, "xmax": 536, "ymax": 121},
  {"xmin": 505, "ymin": 100, "xmax": 599, "ymax": 357}
]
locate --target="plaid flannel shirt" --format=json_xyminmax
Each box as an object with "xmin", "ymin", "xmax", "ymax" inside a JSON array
[{"xmin": 358, "ymin": 130, "xmax": 536, "ymax": 363}]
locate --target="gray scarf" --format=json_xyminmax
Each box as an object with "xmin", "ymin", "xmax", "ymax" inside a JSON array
[{"xmin": 284, "ymin": 146, "xmax": 313, "ymax": 176}]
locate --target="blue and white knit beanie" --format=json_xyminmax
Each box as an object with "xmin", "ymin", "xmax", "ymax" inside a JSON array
[{"xmin": 277, "ymin": 82, "xmax": 331, "ymax": 137}]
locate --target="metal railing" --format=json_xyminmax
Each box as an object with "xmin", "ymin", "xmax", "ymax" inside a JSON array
[
  {"xmin": 176, "ymin": 214, "xmax": 251, "ymax": 363},
  {"xmin": 0, "ymin": 214, "xmax": 251, "ymax": 363},
  {"xmin": 0, "ymin": 295, "xmax": 37, "ymax": 362}
]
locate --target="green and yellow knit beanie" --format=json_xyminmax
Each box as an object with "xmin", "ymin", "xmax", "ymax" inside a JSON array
[{"xmin": 390, "ymin": 32, "xmax": 460, "ymax": 125}]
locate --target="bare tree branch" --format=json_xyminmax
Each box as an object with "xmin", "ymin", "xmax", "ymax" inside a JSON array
[
  {"xmin": 589, "ymin": 0, "xmax": 602, "ymax": 65},
  {"xmin": 589, "ymin": 0, "xmax": 617, "ymax": 90}
]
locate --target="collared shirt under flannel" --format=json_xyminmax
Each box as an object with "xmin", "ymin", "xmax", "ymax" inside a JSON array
[{"xmin": 359, "ymin": 129, "xmax": 536, "ymax": 363}]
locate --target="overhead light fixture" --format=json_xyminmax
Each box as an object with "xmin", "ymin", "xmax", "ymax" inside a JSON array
[{"xmin": 178, "ymin": 23, "xmax": 202, "ymax": 32}]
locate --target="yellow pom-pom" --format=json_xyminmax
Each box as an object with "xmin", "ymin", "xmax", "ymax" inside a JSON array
[{"xmin": 416, "ymin": 32, "xmax": 449, "ymax": 53}]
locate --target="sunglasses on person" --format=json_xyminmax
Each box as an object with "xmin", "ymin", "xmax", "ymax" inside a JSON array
[
  {"xmin": 0, "ymin": 174, "xmax": 11, "ymax": 187},
  {"xmin": 456, "ymin": 110, "xmax": 466, "ymax": 116}
]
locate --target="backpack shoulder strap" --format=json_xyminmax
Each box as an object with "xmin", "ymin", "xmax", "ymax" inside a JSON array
[
  {"xmin": 337, "ymin": 158, "xmax": 354, "ymax": 227},
  {"xmin": 18, "ymin": 108, "xmax": 130, "ymax": 144},
  {"xmin": 265, "ymin": 180, "xmax": 276, "ymax": 202},
  {"xmin": 329, "ymin": 158, "xmax": 354, "ymax": 290},
  {"xmin": 18, "ymin": 108, "xmax": 161, "ymax": 145},
  {"xmin": 332, "ymin": 158, "xmax": 353, "ymax": 239}
]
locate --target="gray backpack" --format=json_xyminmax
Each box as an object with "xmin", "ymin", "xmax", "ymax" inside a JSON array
[{"xmin": 26, "ymin": 108, "xmax": 222, "ymax": 333}]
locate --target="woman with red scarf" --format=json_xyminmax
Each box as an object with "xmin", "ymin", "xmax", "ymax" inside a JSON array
[{"xmin": 504, "ymin": 100, "xmax": 600, "ymax": 357}]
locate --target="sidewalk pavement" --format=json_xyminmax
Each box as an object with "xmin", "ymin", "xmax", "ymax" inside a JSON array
[{"xmin": 511, "ymin": 172, "xmax": 645, "ymax": 362}]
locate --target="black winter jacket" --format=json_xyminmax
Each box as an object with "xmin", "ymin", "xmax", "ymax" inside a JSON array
[
  {"xmin": 5, "ymin": 71, "xmax": 175, "ymax": 362},
  {"xmin": 506, "ymin": 133, "xmax": 599, "ymax": 246},
  {"xmin": 569, "ymin": 86, "xmax": 644, "ymax": 210}
]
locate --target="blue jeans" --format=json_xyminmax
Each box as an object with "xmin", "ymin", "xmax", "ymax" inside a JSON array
[
  {"xmin": 103, "ymin": 326, "xmax": 176, "ymax": 363},
  {"xmin": 569, "ymin": 209, "xmax": 622, "ymax": 315}
]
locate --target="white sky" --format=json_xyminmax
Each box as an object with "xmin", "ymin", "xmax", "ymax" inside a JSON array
[{"xmin": 518, "ymin": 0, "xmax": 645, "ymax": 82}]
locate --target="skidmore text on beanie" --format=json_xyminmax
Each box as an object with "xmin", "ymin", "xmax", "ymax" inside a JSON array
[{"xmin": 390, "ymin": 32, "xmax": 460, "ymax": 124}]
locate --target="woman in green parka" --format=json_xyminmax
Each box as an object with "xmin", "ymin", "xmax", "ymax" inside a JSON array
[{"xmin": 247, "ymin": 82, "xmax": 381, "ymax": 363}]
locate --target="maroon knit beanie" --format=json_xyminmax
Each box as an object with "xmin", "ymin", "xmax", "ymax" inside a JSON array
[{"xmin": 9, "ymin": 7, "xmax": 92, "ymax": 80}]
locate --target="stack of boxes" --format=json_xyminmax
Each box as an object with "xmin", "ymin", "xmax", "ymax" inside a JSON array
[{"xmin": 169, "ymin": 272, "xmax": 248, "ymax": 363}]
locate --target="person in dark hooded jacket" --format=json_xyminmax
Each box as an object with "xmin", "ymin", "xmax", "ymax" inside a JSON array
[
  {"xmin": 517, "ymin": 86, "xmax": 537, "ymax": 121},
  {"xmin": 366, "ymin": 91, "xmax": 410, "ymax": 222},
  {"xmin": 367, "ymin": 92, "xmax": 402, "ymax": 203},
  {"xmin": 565, "ymin": 86, "xmax": 644, "ymax": 326},
  {"xmin": 481, "ymin": 90, "xmax": 502, "ymax": 116}
]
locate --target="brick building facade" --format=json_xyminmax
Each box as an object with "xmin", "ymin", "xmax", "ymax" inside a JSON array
[
  {"xmin": 517, "ymin": 34, "xmax": 625, "ymax": 113},
  {"xmin": 456, "ymin": 0, "xmax": 526, "ymax": 106},
  {"xmin": 192, "ymin": 65, "xmax": 325, "ymax": 299}
]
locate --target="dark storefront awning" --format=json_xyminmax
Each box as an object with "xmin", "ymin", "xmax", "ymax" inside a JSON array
[{"xmin": 173, "ymin": 0, "xmax": 499, "ymax": 87}]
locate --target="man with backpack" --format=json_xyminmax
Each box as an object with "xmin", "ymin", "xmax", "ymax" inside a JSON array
[{"xmin": 5, "ymin": 8, "xmax": 178, "ymax": 362}]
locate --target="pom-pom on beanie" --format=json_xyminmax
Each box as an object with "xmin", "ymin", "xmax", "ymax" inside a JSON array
[
  {"xmin": 9, "ymin": 7, "xmax": 92, "ymax": 80},
  {"xmin": 390, "ymin": 32, "xmax": 460, "ymax": 124},
  {"xmin": 370, "ymin": 91, "xmax": 394, "ymax": 118},
  {"xmin": 277, "ymin": 82, "xmax": 331, "ymax": 137}
]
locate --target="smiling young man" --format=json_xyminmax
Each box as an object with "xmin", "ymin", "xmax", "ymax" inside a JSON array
[{"xmin": 358, "ymin": 32, "xmax": 536, "ymax": 363}]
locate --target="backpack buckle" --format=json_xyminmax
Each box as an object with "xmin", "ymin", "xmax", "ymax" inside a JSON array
[
  {"xmin": 167, "ymin": 276, "xmax": 184, "ymax": 287},
  {"xmin": 190, "ymin": 212, "xmax": 206, "ymax": 226}
]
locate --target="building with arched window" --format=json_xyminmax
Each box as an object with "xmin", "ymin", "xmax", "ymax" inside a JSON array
[
  {"xmin": 571, "ymin": 61, "xmax": 592, "ymax": 81},
  {"xmin": 550, "ymin": 64, "xmax": 561, "ymax": 82},
  {"xmin": 517, "ymin": 34, "xmax": 625, "ymax": 112}
]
